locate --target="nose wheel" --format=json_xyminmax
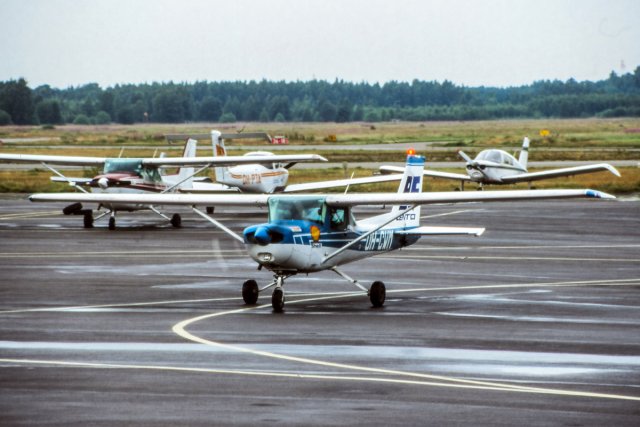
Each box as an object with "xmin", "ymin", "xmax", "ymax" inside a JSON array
[
  {"xmin": 241, "ymin": 274, "xmax": 289, "ymax": 312},
  {"xmin": 271, "ymin": 287, "xmax": 285, "ymax": 313}
]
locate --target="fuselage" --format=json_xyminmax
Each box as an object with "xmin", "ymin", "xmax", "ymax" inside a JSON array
[
  {"xmin": 468, "ymin": 149, "xmax": 527, "ymax": 183},
  {"xmin": 88, "ymin": 159, "xmax": 186, "ymax": 211},
  {"xmin": 242, "ymin": 196, "xmax": 419, "ymax": 273},
  {"xmin": 219, "ymin": 163, "xmax": 289, "ymax": 193}
]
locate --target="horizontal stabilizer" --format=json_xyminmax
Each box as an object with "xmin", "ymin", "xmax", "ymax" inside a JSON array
[
  {"xmin": 50, "ymin": 176, "xmax": 93, "ymax": 185},
  {"xmin": 395, "ymin": 226, "xmax": 485, "ymax": 237}
]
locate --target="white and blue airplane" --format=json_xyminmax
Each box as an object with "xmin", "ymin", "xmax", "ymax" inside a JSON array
[
  {"xmin": 381, "ymin": 137, "xmax": 620, "ymax": 190},
  {"xmin": 29, "ymin": 153, "xmax": 614, "ymax": 312}
]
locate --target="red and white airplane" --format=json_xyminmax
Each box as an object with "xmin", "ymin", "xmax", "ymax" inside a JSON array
[{"xmin": 0, "ymin": 139, "xmax": 327, "ymax": 229}]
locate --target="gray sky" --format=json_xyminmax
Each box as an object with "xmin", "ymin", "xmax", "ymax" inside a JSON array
[{"xmin": 1, "ymin": 0, "xmax": 638, "ymax": 89}]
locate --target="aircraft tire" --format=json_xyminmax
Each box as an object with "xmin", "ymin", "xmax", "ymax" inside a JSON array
[
  {"xmin": 206, "ymin": 207, "xmax": 214, "ymax": 214},
  {"xmin": 83, "ymin": 212, "xmax": 94, "ymax": 228},
  {"xmin": 171, "ymin": 213, "xmax": 182, "ymax": 228},
  {"xmin": 369, "ymin": 281, "xmax": 386, "ymax": 308},
  {"xmin": 242, "ymin": 280, "xmax": 259, "ymax": 305},
  {"xmin": 63, "ymin": 202, "xmax": 83, "ymax": 215},
  {"xmin": 108, "ymin": 217, "xmax": 116, "ymax": 230},
  {"xmin": 272, "ymin": 288, "xmax": 285, "ymax": 313}
]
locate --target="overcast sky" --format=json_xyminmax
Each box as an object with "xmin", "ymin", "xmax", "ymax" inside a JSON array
[{"xmin": 1, "ymin": 0, "xmax": 638, "ymax": 89}]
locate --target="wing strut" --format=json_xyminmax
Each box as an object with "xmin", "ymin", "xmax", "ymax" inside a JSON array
[
  {"xmin": 321, "ymin": 205, "xmax": 419, "ymax": 265},
  {"xmin": 191, "ymin": 207, "xmax": 244, "ymax": 243},
  {"xmin": 41, "ymin": 162, "xmax": 89, "ymax": 193},
  {"xmin": 162, "ymin": 163, "xmax": 213, "ymax": 193}
]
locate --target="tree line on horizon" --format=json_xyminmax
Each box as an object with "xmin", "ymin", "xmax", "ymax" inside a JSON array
[{"xmin": 0, "ymin": 68, "xmax": 639, "ymax": 126}]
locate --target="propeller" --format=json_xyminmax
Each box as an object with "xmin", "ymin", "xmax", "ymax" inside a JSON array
[{"xmin": 458, "ymin": 150, "xmax": 484, "ymax": 170}]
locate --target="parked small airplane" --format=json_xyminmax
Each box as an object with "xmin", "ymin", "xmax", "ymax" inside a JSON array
[
  {"xmin": 29, "ymin": 152, "xmax": 614, "ymax": 311},
  {"xmin": 0, "ymin": 139, "xmax": 326, "ymax": 229},
  {"xmin": 380, "ymin": 137, "xmax": 620, "ymax": 190},
  {"xmin": 180, "ymin": 130, "xmax": 405, "ymax": 194}
]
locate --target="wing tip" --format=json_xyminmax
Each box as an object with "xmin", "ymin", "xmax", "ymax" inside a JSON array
[{"xmin": 586, "ymin": 189, "xmax": 616, "ymax": 200}]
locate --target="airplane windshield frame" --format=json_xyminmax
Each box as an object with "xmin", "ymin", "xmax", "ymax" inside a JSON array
[{"xmin": 268, "ymin": 196, "xmax": 326, "ymax": 224}]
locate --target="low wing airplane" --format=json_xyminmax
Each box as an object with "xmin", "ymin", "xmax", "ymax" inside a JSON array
[
  {"xmin": 380, "ymin": 137, "xmax": 620, "ymax": 190},
  {"xmin": 0, "ymin": 139, "xmax": 326, "ymax": 229},
  {"xmin": 180, "ymin": 130, "xmax": 405, "ymax": 194},
  {"xmin": 29, "ymin": 153, "xmax": 614, "ymax": 312}
]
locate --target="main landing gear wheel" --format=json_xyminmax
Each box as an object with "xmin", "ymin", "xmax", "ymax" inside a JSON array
[
  {"xmin": 369, "ymin": 281, "xmax": 386, "ymax": 308},
  {"xmin": 108, "ymin": 217, "xmax": 116, "ymax": 230},
  {"xmin": 83, "ymin": 212, "xmax": 94, "ymax": 228},
  {"xmin": 272, "ymin": 288, "xmax": 285, "ymax": 313},
  {"xmin": 206, "ymin": 207, "xmax": 214, "ymax": 214},
  {"xmin": 242, "ymin": 279, "xmax": 259, "ymax": 305},
  {"xmin": 170, "ymin": 213, "xmax": 182, "ymax": 228}
]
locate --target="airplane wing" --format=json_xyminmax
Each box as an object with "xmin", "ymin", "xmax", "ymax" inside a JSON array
[
  {"xmin": 282, "ymin": 174, "xmax": 404, "ymax": 192},
  {"xmin": 0, "ymin": 153, "xmax": 106, "ymax": 166},
  {"xmin": 0, "ymin": 153, "xmax": 327, "ymax": 168},
  {"xmin": 500, "ymin": 164, "xmax": 621, "ymax": 184},
  {"xmin": 140, "ymin": 154, "xmax": 327, "ymax": 167},
  {"xmin": 380, "ymin": 165, "xmax": 472, "ymax": 181},
  {"xmin": 323, "ymin": 189, "xmax": 615, "ymax": 206},
  {"xmin": 29, "ymin": 188, "xmax": 614, "ymax": 207}
]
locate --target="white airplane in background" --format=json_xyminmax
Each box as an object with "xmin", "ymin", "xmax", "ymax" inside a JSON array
[
  {"xmin": 380, "ymin": 137, "xmax": 620, "ymax": 190},
  {"xmin": 0, "ymin": 139, "xmax": 326, "ymax": 229},
  {"xmin": 29, "ymin": 152, "xmax": 615, "ymax": 312},
  {"xmin": 177, "ymin": 130, "xmax": 406, "ymax": 194}
]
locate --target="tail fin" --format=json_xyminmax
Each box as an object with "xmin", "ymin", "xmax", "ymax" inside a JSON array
[
  {"xmin": 390, "ymin": 154, "xmax": 425, "ymax": 228},
  {"xmin": 176, "ymin": 138, "xmax": 197, "ymax": 189},
  {"xmin": 518, "ymin": 137, "xmax": 530, "ymax": 168},
  {"xmin": 211, "ymin": 130, "xmax": 227, "ymax": 182}
]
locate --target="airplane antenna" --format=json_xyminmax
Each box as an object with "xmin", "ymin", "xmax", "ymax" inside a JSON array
[
  {"xmin": 118, "ymin": 147, "xmax": 124, "ymax": 158},
  {"xmin": 344, "ymin": 171, "xmax": 355, "ymax": 194}
]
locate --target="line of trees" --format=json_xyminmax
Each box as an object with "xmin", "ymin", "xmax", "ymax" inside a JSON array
[{"xmin": 1, "ymin": 68, "xmax": 639, "ymax": 126}]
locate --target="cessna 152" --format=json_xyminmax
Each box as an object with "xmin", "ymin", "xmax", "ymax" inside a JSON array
[
  {"xmin": 380, "ymin": 137, "xmax": 620, "ymax": 190},
  {"xmin": 29, "ymin": 152, "xmax": 614, "ymax": 312},
  {"xmin": 0, "ymin": 139, "xmax": 326, "ymax": 229}
]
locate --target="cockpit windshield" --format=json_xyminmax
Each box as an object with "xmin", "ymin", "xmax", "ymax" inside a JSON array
[
  {"xmin": 476, "ymin": 150, "xmax": 503, "ymax": 163},
  {"xmin": 103, "ymin": 159, "xmax": 161, "ymax": 182},
  {"xmin": 268, "ymin": 197, "xmax": 325, "ymax": 223}
]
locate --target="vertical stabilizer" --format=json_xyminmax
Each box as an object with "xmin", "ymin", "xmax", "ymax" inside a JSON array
[
  {"xmin": 389, "ymin": 154, "xmax": 425, "ymax": 228},
  {"xmin": 176, "ymin": 138, "xmax": 197, "ymax": 189},
  {"xmin": 211, "ymin": 130, "xmax": 227, "ymax": 182},
  {"xmin": 518, "ymin": 137, "xmax": 530, "ymax": 169}
]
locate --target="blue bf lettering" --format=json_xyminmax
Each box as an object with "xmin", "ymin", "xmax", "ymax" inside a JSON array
[{"xmin": 403, "ymin": 176, "xmax": 421, "ymax": 193}]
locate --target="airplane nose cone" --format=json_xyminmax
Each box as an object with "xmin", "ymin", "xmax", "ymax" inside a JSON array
[
  {"xmin": 98, "ymin": 177, "xmax": 109, "ymax": 190},
  {"xmin": 254, "ymin": 226, "xmax": 272, "ymax": 246}
]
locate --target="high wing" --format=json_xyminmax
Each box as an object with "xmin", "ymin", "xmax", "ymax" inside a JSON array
[
  {"xmin": 0, "ymin": 153, "xmax": 327, "ymax": 168},
  {"xmin": 140, "ymin": 154, "xmax": 327, "ymax": 167},
  {"xmin": 29, "ymin": 188, "xmax": 614, "ymax": 207},
  {"xmin": 380, "ymin": 165, "xmax": 471, "ymax": 182},
  {"xmin": 282, "ymin": 174, "xmax": 404, "ymax": 192},
  {"xmin": 323, "ymin": 189, "xmax": 614, "ymax": 206},
  {"xmin": 499, "ymin": 164, "xmax": 621, "ymax": 184},
  {"xmin": 0, "ymin": 153, "xmax": 106, "ymax": 166}
]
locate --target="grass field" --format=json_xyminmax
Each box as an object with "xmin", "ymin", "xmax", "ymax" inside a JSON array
[{"xmin": 0, "ymin": 119, "xmax": 638, "ymax": 194}]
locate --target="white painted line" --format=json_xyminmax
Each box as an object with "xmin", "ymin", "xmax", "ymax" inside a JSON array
[{"xmin": 171, "ymin": 281, "xmax": 640, "ymax": 402}]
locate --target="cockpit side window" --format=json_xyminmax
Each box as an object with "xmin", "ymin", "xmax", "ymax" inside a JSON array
[{"xmin": 329, "ymin": 207, "xmax": 348, "ymax": 231}]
